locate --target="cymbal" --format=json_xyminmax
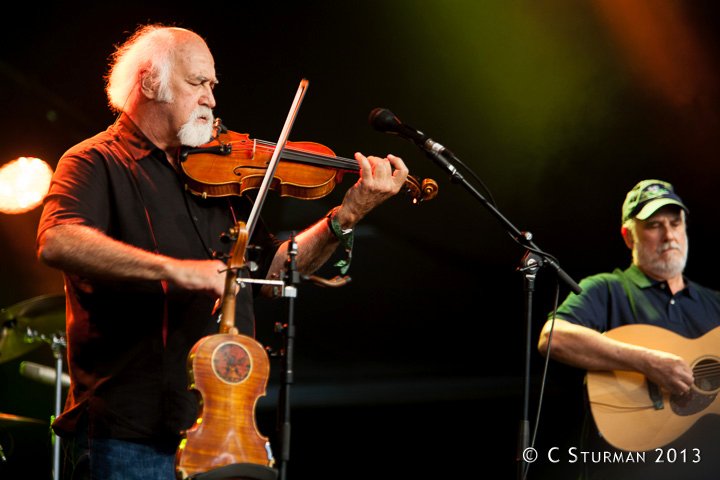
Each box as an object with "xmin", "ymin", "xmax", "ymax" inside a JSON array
[
  {"xmin": 0, "ymin": 412, "xmax": 46, "ymax": 427},
  {"xmin": 0, "ymin": 294, "xmax": 65, "ymax": 364}
]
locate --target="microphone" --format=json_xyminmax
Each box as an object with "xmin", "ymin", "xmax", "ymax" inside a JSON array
[
  {"xmin": 19, "ymin": 361, "xmax": 70, "ymax": 389},
  {"xmin": 368, "ymin": 108, "xmax": 428, "ymax": 144},
  {"xmin": 368, "ymin": 108, "xmax": 458, "ymax": 174}
]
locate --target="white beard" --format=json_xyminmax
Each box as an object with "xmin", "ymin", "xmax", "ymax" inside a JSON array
[
  {"xmin": 636, "ymin": 240, "xmax": 688, "ymax": 279},
  {"xmin": 178, "ymin": 106, "xmax": 214, "ymax": 147}
]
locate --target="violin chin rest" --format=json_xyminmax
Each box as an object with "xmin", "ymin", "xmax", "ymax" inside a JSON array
[{"xmin": 188, "ymin": 463, "xmax": 278, "ymax": 480}]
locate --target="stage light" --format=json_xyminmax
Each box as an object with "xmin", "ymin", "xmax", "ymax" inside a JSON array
[{"xmin": 0, "ymin": 157, "xmax": 53, "ymax": 214}]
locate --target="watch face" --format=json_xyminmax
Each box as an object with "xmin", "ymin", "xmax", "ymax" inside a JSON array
[{"xmin": 211, "ymin": 341, "xmax": 252, "ymax": 384}]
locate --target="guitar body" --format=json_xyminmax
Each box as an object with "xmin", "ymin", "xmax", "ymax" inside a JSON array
[
  {"xmin": 586, "ymin": 324, "xmax": 720, "ymax": 451},
  {"xmin": 176, "ymin": 332, "xmax": 274, "ymax": 479}
]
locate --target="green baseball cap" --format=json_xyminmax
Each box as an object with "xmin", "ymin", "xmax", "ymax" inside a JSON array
[{"xmin": 622, "ymin": 179, "xmax": 688, "ymax": 223}]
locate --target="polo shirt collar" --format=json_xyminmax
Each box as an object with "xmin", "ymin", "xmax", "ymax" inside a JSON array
[{"xmin": 625, "ymin": 263, "xmax": 697, "ymax": 299}]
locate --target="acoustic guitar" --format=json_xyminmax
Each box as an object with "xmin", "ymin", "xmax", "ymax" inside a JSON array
[
  {"xmin": 175, "ymin": 222, "xmax": 274, "ymax": 479},
  {"xmin": 586, "ymin": 324, "xmax": 720, "ymax": 452}
]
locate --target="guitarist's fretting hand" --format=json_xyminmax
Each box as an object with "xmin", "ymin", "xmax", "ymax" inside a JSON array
[{"xmin": 641, "ymin": 348, "xmax": 694, "ymax": 395}]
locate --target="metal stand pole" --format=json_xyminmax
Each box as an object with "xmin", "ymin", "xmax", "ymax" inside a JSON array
[
  {"xmin": 517, "ymin": 251, "xmax": 541, "ymax": 480},
  {"xmin": 277, "ymin": 234, "xmax": 299, "ymax": 480},
  {"xmin": 51, "ymin": 336, "xmax": 65, "ymax": 480}
]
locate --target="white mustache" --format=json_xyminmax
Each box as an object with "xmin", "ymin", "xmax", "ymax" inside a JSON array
[
  {"xmin": 189, "ymin": 106, "xmax": 213, "ymax": 123},
  {"xmin": 658, "ymin": 242, "xmax": 681, "ymax": 253}
]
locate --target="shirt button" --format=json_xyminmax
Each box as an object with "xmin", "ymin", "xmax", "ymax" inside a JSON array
[{"xmin": 670, "ymin": 299, "xmax": 676, "ymax": 305}]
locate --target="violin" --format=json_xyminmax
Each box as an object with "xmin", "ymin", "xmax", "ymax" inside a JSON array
[{"xmin": 178, "ymin": 122, "xmax": 439, "ymax": 204}]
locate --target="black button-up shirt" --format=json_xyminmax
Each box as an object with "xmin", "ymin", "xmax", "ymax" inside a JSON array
[{"xmin": 38, "ymin": 115, "xmax": 277, "ymax": 441}]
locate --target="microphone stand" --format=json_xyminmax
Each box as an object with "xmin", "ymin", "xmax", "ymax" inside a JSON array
[
  {"xmin": 420, "ymin": 147, "xmax": 581, "ymax": 480},
  {"xmin": 52, "ymin": 339, "xmax": 65, "ymax": 480},
  {"xmin": 50, "ymin": 336, "xmax": 65, "ymax": 480},
  {"xmin": 23, "ymin": 323, "xmax": 66, "ymax": 480},
  {"xmin": 276, "ymin": 233, "xmax": 300, "ymax": 480},
  {"xmin": 268, "ymin": 234, "xmax": 351, "ymax": 480}
]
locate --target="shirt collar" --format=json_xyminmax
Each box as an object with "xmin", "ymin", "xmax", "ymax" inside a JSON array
[
  {"xmin": 625, "ymin": 263, "xmax": 697, "ymax": 299},
  {"xmin": 109, "ymin": 113, "xmax": 164, "ymax": 161}
]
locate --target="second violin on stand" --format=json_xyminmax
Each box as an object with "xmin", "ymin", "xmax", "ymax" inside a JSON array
[{"xmin": 175, "ymin": 221, "xmax": 278, "ymax": 480}]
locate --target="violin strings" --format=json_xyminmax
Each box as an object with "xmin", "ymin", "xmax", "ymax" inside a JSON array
[{"xmin": 251, "ymin": 139, "xmax": 358, "ymax": 170}]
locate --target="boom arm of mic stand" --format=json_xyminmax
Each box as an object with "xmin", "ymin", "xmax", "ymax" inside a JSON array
[{"xmin": 423, "ymin": 148, "xmax": 582, "ymax": 294}]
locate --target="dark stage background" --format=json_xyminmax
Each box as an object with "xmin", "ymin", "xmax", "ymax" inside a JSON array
[{"xmin": 2, "ymin": 1, "xmax": 720, "ymax": 479}]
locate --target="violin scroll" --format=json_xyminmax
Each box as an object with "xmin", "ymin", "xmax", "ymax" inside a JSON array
[{"xmin": 404, "ymin": 175, "xmax": 438, "ymax": 205}]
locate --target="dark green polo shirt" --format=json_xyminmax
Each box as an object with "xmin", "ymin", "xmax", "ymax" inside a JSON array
[{"xmin": 553, "ymin": 264, "xmax": 720, "ymax": 338}]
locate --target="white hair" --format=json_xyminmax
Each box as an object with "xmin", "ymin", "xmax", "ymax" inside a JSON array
[{"xmin": 105, "ymin": 24, "xmax": 184, "ymax": 111}]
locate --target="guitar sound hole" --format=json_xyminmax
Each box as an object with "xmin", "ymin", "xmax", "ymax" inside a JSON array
[{"xmin": 692, "ymin": 357, "xmax": 720, "ymax": 393}]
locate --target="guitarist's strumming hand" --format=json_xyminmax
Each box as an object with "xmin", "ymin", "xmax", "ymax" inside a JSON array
[
  {"xmin": 641, "ymin": 348, "xmax": 694, "ymax": 396},
  {"xmin": 585, "ymin": 325, "xmax": 720, "ymax": 452},
  {"xmin": 538, "ymin": 319, "xmax": 695, "ymax": 397}
]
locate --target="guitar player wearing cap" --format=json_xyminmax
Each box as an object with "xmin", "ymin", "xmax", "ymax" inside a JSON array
[{"xmin": 537, "ymin": 179, "xmax": 720, "ymax": 480}]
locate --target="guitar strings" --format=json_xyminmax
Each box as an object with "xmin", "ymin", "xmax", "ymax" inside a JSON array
[{"xmin": 692, "ymin": 363, "xmax": 720, "ymax": 378}]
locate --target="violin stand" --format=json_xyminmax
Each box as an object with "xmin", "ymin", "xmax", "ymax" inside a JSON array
[{"xmin": 190, "ymin": 463, "xmax": 278, "ymax": 480}]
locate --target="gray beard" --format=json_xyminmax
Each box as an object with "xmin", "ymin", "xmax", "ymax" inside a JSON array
[{"xmin": 636, "ymin": 241, "xmax": 688, "ymax": 279}]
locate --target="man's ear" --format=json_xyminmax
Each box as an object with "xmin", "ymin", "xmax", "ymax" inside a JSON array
[
  {"xmin": 621, "ymin": 226, "xmax": 633, "ymax": 249},
  {"xmin": 139, "ymin": 71, "xmax": 157, "ymax": 99}
]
